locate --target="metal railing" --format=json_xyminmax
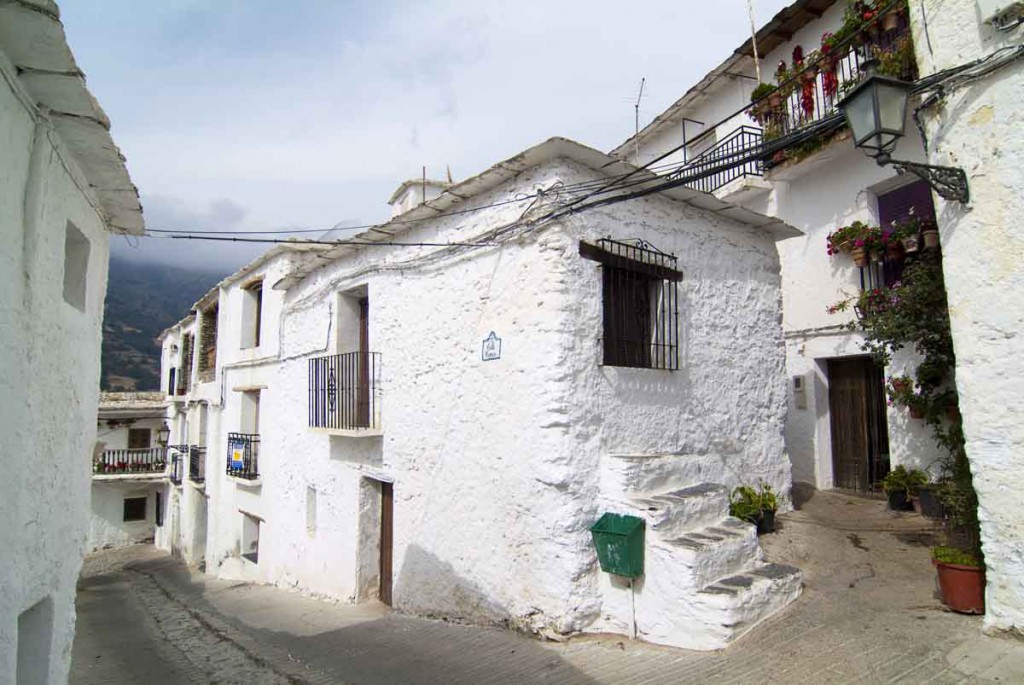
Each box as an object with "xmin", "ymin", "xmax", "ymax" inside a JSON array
[
  {"xmin": 189, "ymin": 446, "xmax": 206, "ymax": 483},
  {"xmin": 168, "ymin": 446, "xmax": 187, "ymax": 484},
  {"xmin": 226, "ymin": 433, "xmax": 259, "ymax": 480},
  {"xmin": 94, "ymin": 447, "xmax": 166, "ymax": 475},
  {"xmin": 308, "ymin": 351, "xmax": 382, "ymax": 431},
  {"xmin": 681, "ymin": 126, "xmax": 763, "ymax": 194},
  {"xmin": 754, "ymin": 21, "xmax": 916, "ymax": 166}
]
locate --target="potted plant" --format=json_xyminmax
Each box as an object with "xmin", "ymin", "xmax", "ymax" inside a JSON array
[
  {"xmin": 922, "ymin": 221, "xmax": 940, "ymax": 250},
  {"xmin": 882, "ymin": 465, "xmax": 927, "ymax": 511},
  {"xmin": 932, "ymin": 546, "xmax": 985, "ymax": 614},
  {"xmin": 729, "ymin": 482, "xmax": 780, "ymax": 535},
  {"xmin": 915, "ymin": 479, "xmax": 946, "ymax": 519},
  {"xmin": 748, "ymin": 82, "xmax": 777, "ymax": 124}
]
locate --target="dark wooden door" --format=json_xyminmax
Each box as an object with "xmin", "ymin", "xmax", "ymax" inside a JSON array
[
  {"xmin": 379, "ymin": 481, "xmax": 393, "ymax": 606},
  {"xmin": 828, "ymin": 357, "xmax": 890, "ymax": 491}
]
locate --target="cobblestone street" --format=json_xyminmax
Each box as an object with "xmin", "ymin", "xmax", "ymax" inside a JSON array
[{"xmin": 71, "ymin": 491, "xmax": 1024, "ymax": 685}]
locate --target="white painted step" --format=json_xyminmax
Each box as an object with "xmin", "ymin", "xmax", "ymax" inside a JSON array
[
  {"xmin": 654, "ymin": 517, "xmax": 762, "ymax": 590},
  {"xmin": 634, "ymin": 483, "xmax": 730, "ymax": 537},
  {"xmin": 600, "ymin": 453, "xmax": 730, "ymax": 502},
  {"xmin": 636, "ymin": 562, "xmax": 803, "ymax": 651}
]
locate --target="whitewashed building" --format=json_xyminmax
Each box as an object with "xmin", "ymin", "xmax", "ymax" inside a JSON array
[
  {"xmin": 156, "ymin": 245, "xmax": 330, "ymax": 569},
  {"xmin": 909, "ymin": 0, "xmax": 1024, "ymax": 635},
  {"xmin": 614, "ymin": 0, "xmax": 1024, "ymax": 634},
  {"xmin": 0, "ymin": 1, "xmax": 144, "ymax": 682},
  {"xmin": 613, "ymin": 0, "xmax": 942, "ymax": 495},
  {"xmin": 90, "ymin": 392, "xmax": 169, "ymax": 552},
  {"xmin": 162, "ymin": 137, "xmax": 805, "ymax": 650}
]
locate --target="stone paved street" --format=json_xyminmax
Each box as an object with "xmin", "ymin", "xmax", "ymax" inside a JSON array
[{"xmin": 71, "ymin": 490, "xmax": 1024, "ymax": 685}]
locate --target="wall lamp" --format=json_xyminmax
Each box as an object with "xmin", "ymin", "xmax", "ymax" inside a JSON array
[
  {"xmin": 156, "ymin": 422, "xmax": 171, "ymax": 448},
  {"xmin": 838, "ymin": 59, "xmax": 970, "ymax": 203}
]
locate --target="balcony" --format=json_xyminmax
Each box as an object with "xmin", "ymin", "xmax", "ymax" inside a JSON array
[
  {"xmin": 308, "ymin": 351, "xmax": 382, "ymax": 435},
  {"xmin": 168, "ymin": 446, "xmax": 187, "ymax": 484},
  {"xmin": 227, "ymin": 433, "xmax": 259, "ymax": 481},
  {"xmin": 751, "ymin": 16, "xmax": 917, "ymax": 170},
  {"xmin": 671, "ymin": 12, "xmax": 919, "ymax": 194},
  {"xmin": 94, "ymin": 447, "xmax": 166, "ymax": 477},
  {"xmin": 189, "ymin": 446, "xmax": 206, "ymax": 483},
  {"xmin": 681, "ymin": 126, "xmax": 764, "ymax": 195}
]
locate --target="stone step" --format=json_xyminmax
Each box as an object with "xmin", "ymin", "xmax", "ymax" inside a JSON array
[
  {"xmin": 652, "ymin": 517, "xmax": 762, "ymax": 591},
  {"xmin": 634, "ymin": 483, "xmax": 730, "ymax": 537},
  {"xmin": 600, "ymin": 453, "xmax": 729, "ymax": 501},
  {"xmin": 630, "ymin": 562, "xmax": 802, "ymax": 651}
]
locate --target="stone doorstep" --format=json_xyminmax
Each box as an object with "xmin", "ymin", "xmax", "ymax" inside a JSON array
[{"xmin": 634, "ymin": 483, "xmax": 731, "ymax": 537}]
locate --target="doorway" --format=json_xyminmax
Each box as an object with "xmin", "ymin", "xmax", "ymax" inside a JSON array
[
  {"xmin": 379, "ymin": 481, "xmax": 393, "ymax": 605},
  {"xmin": 828, "ymin": 357, "xmax": 890, "ymax": 491}
]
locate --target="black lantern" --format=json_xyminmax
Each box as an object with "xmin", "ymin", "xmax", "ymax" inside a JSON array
[
  {"xmin": 156, "ymin": 422, "xmax": 171, "ymax": 447},
  {"xmin": 838, "ymin": 59, "xmax": 969, "ymax": 203}
]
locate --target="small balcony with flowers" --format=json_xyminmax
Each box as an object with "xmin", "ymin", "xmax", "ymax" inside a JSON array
[
  {"xmin": 93, "ymin": 447, "xmax": 168, "ymax": 481},
  {"xmin": 747, "ymin": 0, "xmax": 917, "ymax": 175},
  {"xmin": 677, "ymin": 0, "xmax": 919, "ymax": 198}
]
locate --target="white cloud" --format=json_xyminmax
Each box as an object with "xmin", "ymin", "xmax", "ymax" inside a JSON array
[{"xmin": 64, "ymin": 0, "xmax": 795, "ymax": 268}]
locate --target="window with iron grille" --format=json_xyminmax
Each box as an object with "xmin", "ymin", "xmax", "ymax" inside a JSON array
[
  {"xmin": 177, "ymin": 333, "xmax": 193, "ymax": 395},
  {"xmin": 580, "ymin": 239, "xmax": 681, "ymax": 370}
]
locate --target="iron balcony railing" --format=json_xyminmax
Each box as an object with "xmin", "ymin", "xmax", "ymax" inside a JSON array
[
  {"xmin": 94, "ymin": 447, "xmax": 166, "ymax": 475},
  {"xmin": 227, "ymin": 433, "xmax": 259, "ymax": 480},
  {"xmin": 681, "ymin": 126, "xmax": 763, "ymax": 194},
  {"xmin": 308, "ymin": 351, "xmax": 382, "ymax": 431},
  {"xmin": 189, "ymin": 446, "xmax": 206, "ymax": 483},
  {"xmin": 167, "ymin": 445, "xmax": 188, "ymax": 484},
  {"xmin": 754, "ymin": 21, "xmax": 916, "ymax": 166}
]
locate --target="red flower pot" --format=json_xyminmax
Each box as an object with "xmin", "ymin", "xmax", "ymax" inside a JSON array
[{"xmin": 934, "ymin": 560, "xmax": 985, "ymax": 614}]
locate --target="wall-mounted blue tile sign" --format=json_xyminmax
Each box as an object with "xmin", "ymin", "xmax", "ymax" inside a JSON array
[{"xmin": 482, "ymin": 331, "xmax": 502, "ymax": 361}]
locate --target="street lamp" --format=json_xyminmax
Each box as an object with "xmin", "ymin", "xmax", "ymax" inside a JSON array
[
  {"xmin": 838, "ymin": 59, "xmax": 969, "ymax": 203},
  {"xmin": 156, "ymin": 422, "xmax": 171, "ymax": 448}
]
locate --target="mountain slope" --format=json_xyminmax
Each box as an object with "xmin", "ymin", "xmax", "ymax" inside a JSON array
[{"xmin": 102, "ymin": 258, "xmax": 227, "ymax": 390}]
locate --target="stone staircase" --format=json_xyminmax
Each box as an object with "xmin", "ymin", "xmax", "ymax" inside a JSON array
[{"xmin": 590, "ymin": 454, "xmax": 802, "ymax": 651}]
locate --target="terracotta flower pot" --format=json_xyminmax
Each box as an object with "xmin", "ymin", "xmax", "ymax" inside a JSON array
[
  {"xmin": 934, "ymin": 560, "xmax": 985, "ymax": 614},
  {"xmin": 851, "ymin": 246, "xmax": 868, "ymax": 267},
  {"xmin": 909, "ymin": 406, "xmax": 924, "ymax": 419},
  {"xmin": 946, "ymin": 405, "xmax": 961, "ymax": 423},
  {"xmin": 923, "ymin": 228, "xmax": 940, "ymax": 250},
  {"xmin": 883, "ymin": 12, "xmax": 900, "ymax": 31},
  {"xmin": 902, "ymin": 234, "xmax": 920, "ymax": 253}
]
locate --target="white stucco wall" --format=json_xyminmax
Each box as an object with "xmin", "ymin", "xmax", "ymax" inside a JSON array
[
  {"xmin": 201, "ymin": 155, "xmax": 791, "ymax": 646},
  {"xmin": 88, "ymin": 482, "xmax": 163, "ymax": 551},
  {"xmin": 0, "ymin": 54, "xmax": 112, "ymax": 685},
  {"xmin": 910, "ymin": 0, "xmax": 1024, "ymax": 634}
]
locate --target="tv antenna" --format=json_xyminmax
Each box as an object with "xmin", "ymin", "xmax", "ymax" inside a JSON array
[{"xmin": 634, "ymin": 77, "xmax": 646, "ymax": 164}]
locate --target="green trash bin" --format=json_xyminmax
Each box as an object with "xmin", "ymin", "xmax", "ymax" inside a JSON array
[{"xmin": 590, "ymin": 512, "xmax": 645, "ymax": 578}]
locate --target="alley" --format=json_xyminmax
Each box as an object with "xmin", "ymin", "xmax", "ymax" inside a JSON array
[{"xmin": 70, "ymin": 490, "xmax": 1024, "ymax": 685}]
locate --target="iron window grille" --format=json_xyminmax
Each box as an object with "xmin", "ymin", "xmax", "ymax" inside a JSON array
[
  {"xmin": 168, "ymin": 445, "xmax": 187, "ymax": 484},
  {"xmin": 189, "ymin": 446, "xmax": 206, "ymax": 483},
  {"xmin": 226, "ymin": 433, "xmax": 260, "ymax": 480},
  {"xmin": 580, "ymin": 238, "xmax": 682, "ymax": 370},
  {"xmin": 308, "ymin": 351, "xmax": 382, "ymax": 430}
]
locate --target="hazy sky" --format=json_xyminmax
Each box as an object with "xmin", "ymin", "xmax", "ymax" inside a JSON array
[{"xmin": 60, "ymin": 0, "xmax": 792, "ymax": 272}]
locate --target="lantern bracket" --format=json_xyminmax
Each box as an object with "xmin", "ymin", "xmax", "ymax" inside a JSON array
[{"xmin": 876, "ymin": 153, "xmax": 970, "ymax": 204}]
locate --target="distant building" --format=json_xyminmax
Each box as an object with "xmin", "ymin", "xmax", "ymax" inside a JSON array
[
  {"xmin": 160, "ymin": 137, "xmax": 804, "ymax": 650},
  {"xmin": 0, "ymin": 0, "xmax": 143, "ymax": 682},
  {"xmin": 90, "ymin": 393, "xmax": 169, "ymax": 552}
]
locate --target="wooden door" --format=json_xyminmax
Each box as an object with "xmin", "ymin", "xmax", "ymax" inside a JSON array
[
  {"xmin": 379, "ymin": 481, "xmax": 393, "ymax": 606},
  {"xmin": 828, "ymin": 357, "xmax": 890, "ymax": 491}
]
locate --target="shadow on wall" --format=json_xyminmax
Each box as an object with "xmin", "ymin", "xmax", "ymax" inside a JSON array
[{"xmin": 394, "ymin": 544, "xmax": 512, "ymax": 627}]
